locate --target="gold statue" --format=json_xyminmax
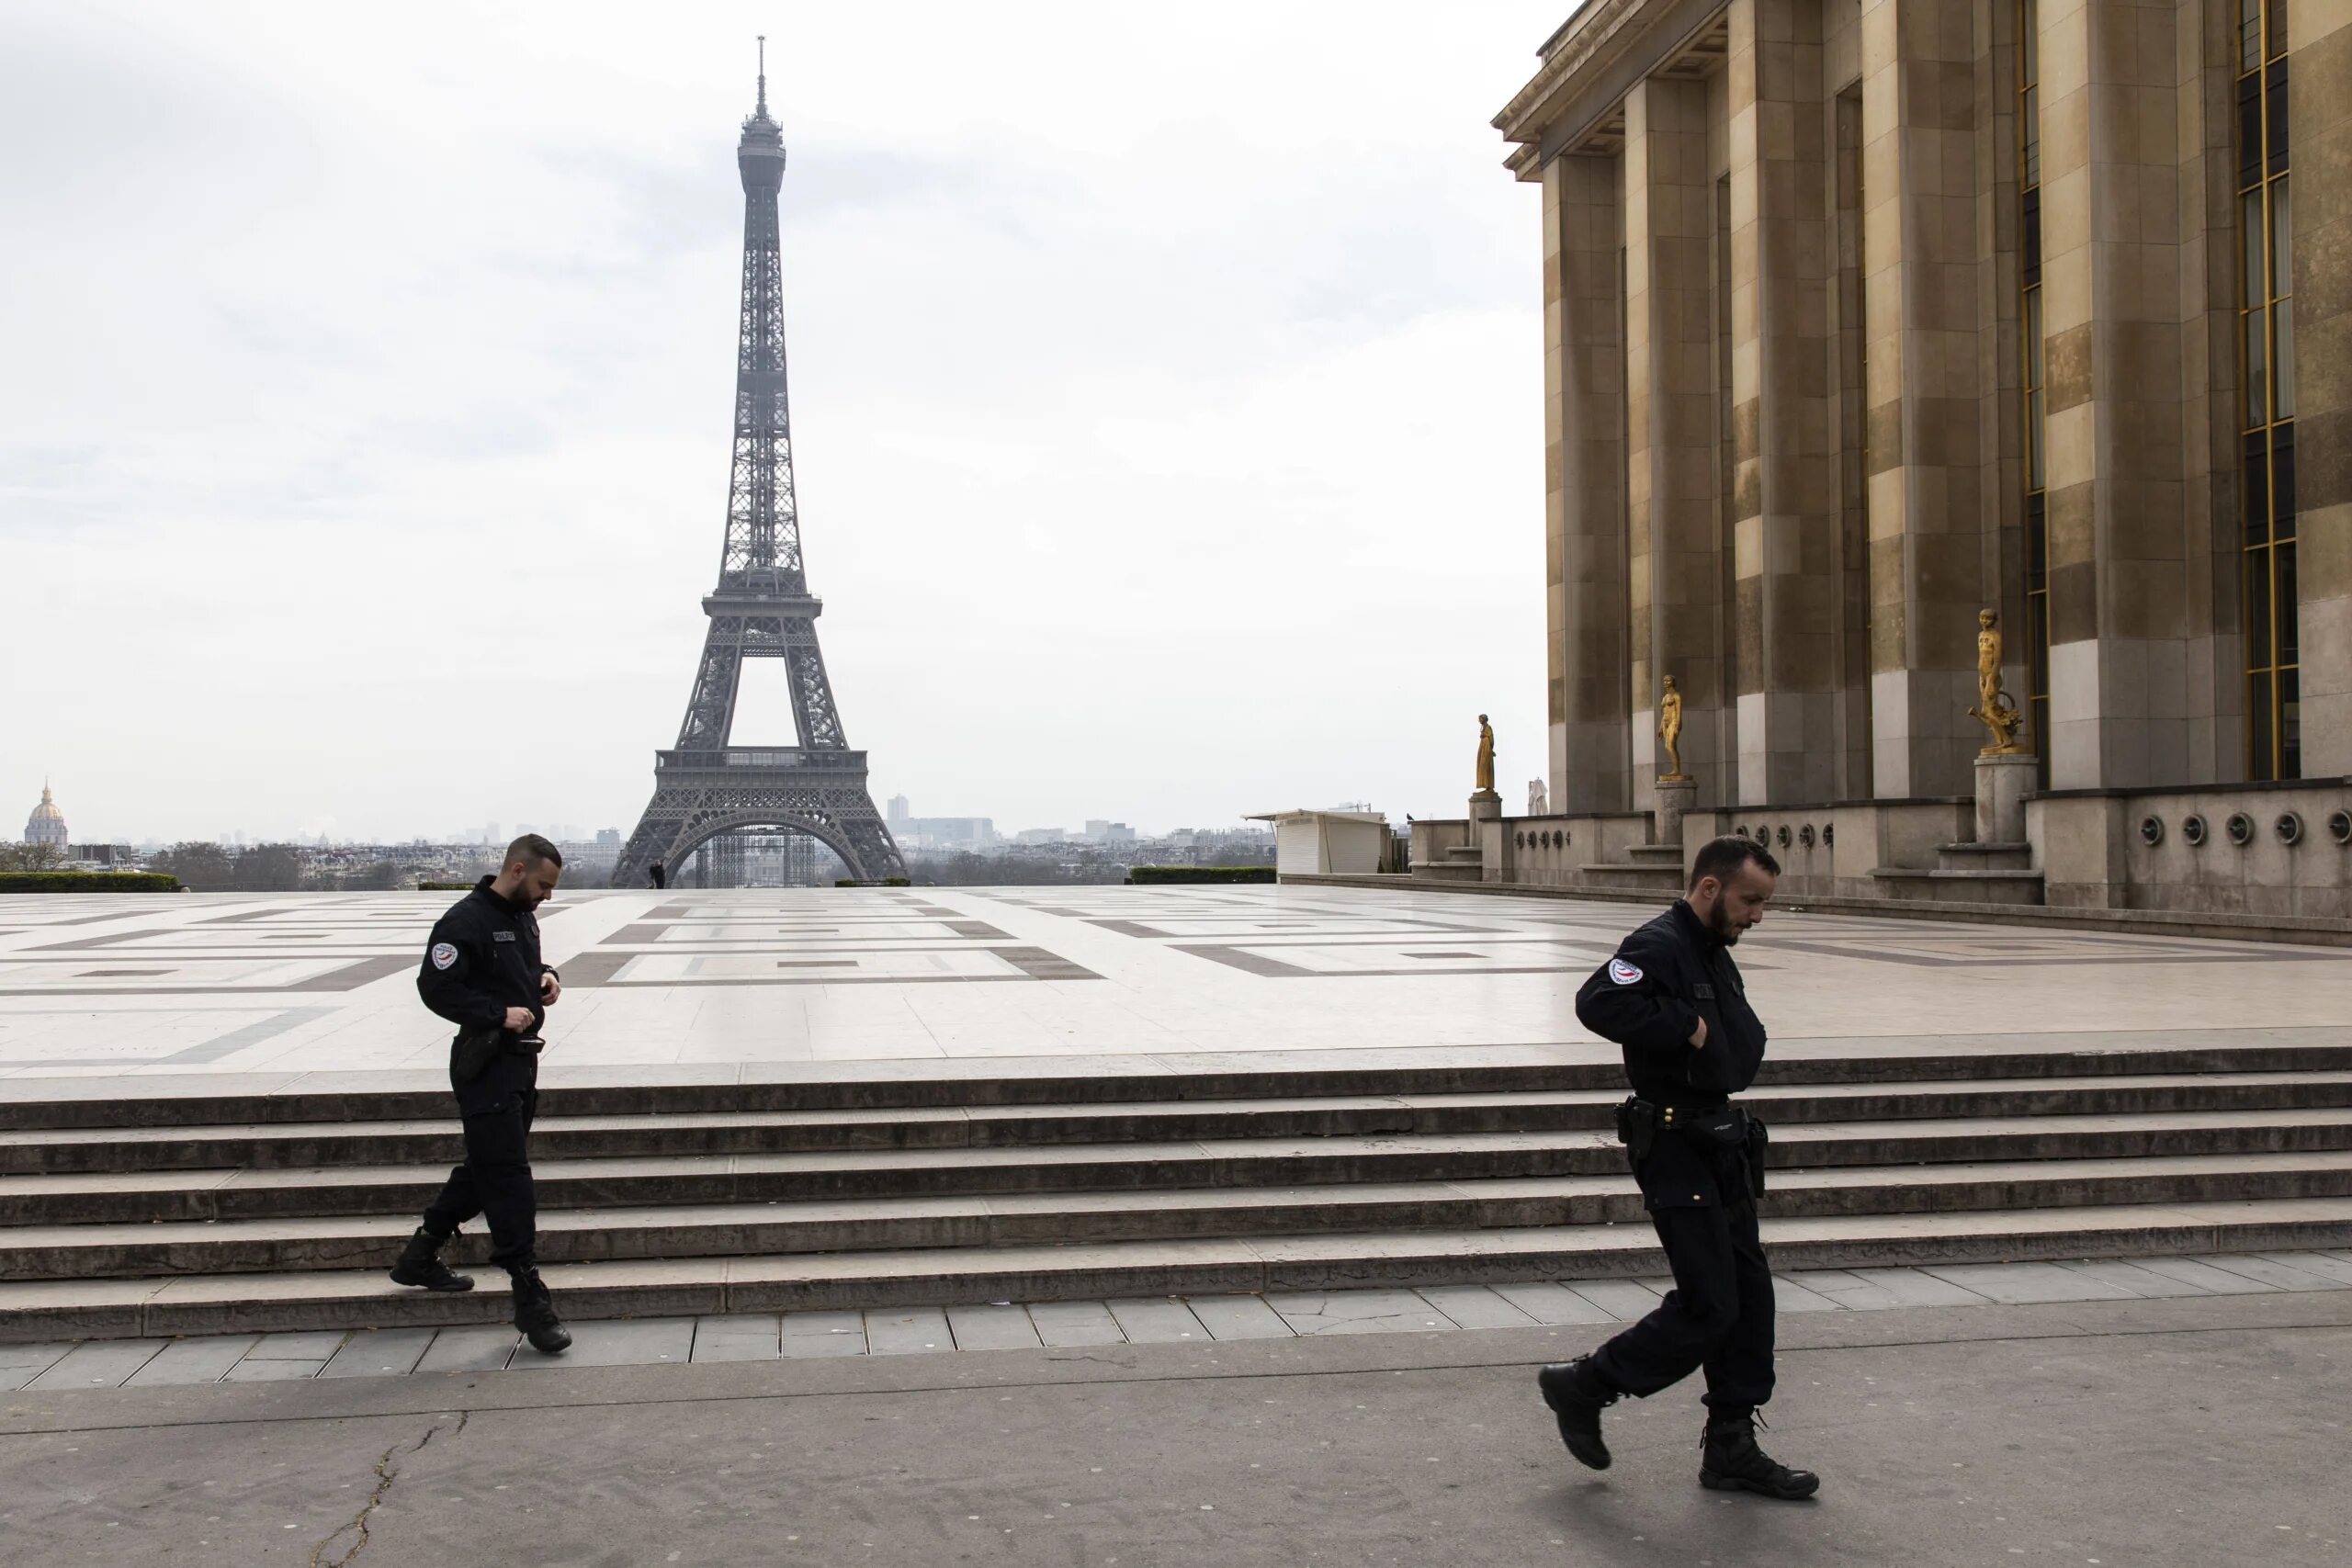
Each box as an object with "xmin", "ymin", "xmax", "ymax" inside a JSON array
[
  {"xmin": 1475, "ymin": 714, "xmax": 1496, "ymax": 794},
  {"xmin": 1967, "ymin": 608, "xmax": 2029, "ymax": 755},
  {"xmin": 1657, "ymin": 675, "xmax": 1690, "ymax": 781}
]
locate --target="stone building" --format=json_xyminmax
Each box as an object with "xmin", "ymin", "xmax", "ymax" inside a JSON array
[
  {"xmin": 1401, "ymin": 1, "xmax": 2352, "ymax": 921},
  {"xmin": 1498, "ymin": 0, "xmax": 2343, "ymax": 805},
  {"xmin": 22, "ymin": 783, "xmax": 67, "ymax": 854}
]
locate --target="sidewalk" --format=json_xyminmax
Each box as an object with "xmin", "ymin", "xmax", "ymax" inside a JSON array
[{"xmin": 3, "ymin": 1290, "xmax": 2344, "ymax": 1566}]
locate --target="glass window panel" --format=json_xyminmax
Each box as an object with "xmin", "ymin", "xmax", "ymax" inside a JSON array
[
  {"xmin": 2029, "ymin": 594, "xmax": 2050, "ymax": 673},
  {"xmin": 2269, "ymin": 67, "xmax": 2290, "ymax": 176},
  {"xmin": 2026, "ymin": 492, "xmax": 2047, "ymax": 580},
  {"xmin": 2280, "ymin": 542, "xmax": 2299, "ymax": 662},
  {"xmin": 2023, "ymin": 191, "xmax": 2041, "ymax": 283},
  {"xmin": 2024, "ymin": 0, "xmax": 2040, "ymax": 80},
  {"xmin": 2027, "ymin": 289, "xmax": 2043, "ymax": 384},
  {"xmin": 2272, "ymin": 176, "xmax": 2292, "ymax": 298},
  {"xmin": 2250, "ymin": 547, "xmax": 2275, "ymax": 660},
  {"xmin": 2244, "ymin": 188, "xmax": 2267, "ymax": 311},
  {"xmin": 2276, "ymin": 296, "xmax": 2295, "ymax": 419},
  {"xmin": 2243, "ymin": 0, "xmax": 2264, "ymax": 73},
  {"xmin": 2028, "ymin": 388, "xmax": 2045, "ymax": 489},
  {"xmin": 2271, "ymin": 0, "xmax": 2289, "ymax": 63},
  {"xmin": 2022, "ymin": 87, "xmax": 2040, "ymax": 186},
  {"xmin": 2241, "ymin": 76, "xmax": 2265, "ymax": 187},
  {"xmin": 2247, "ymin": 305, "xmax": 2268, "ymax": 427},
  {"xmin": 2252, "ymin": 670, "xmax": 2276, "ymax": 780},
  {"xmin": 2282, "ymin": 668, "xmax": 2301, "ymax": 780},
  {"xmin": 2247, "ymin": 432, "xmax": 2269, "ymax": 542},
  {"xmin": 2274, "ymin": 424, "xmax": 2296, "ymax": 538}
]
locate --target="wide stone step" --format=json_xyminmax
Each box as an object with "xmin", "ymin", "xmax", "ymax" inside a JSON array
[
  {"xmin": 9, "ymin": 1073, "xmax": 2351, "ymax": 1178},
  {"xmin": 13, "ymin": 1197, "xmax": 2352, "ymax": 1341},
  {"xmin": 10, "ymin": 1103, "xmax": 2352, "ymax": 1225},
  {"xmin": 10, "ymin": 1151, "xmax": 2352, "ymax": 1282},
  {"xmin": 6, "ymin": 1044, "xmax": 2341, "ymax": 1131}
]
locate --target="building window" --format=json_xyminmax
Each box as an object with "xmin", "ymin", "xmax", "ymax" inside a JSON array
[
  {"xmin": 2018, "ymin": 0, "xmax": 2049, "ymax": 782},
  {"xmin": 2241, "ymin": 0, "xmax": 2298, "ymax": 779}
]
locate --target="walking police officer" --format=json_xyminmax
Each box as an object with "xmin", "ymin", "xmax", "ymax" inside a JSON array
[
  {"xmin": 1536, "ymin": 834, "xmax": 1817, "ymax": 1499},
  {"xmin": 387, "ymin": 833, "xmax": 572, "ymax": 1355}
]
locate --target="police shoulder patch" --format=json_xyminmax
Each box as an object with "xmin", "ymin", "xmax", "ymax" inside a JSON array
[
  {"xmin": 430, "ymin": 942, "xmax": 458, "ymax": 971},
  {"xmin": 1608, "ymin": 957, "xmax": 1644, "ymax": 986}
]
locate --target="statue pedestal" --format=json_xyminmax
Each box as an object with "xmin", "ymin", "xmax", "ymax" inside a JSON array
[
  {"xmin": 1654, "ymin": 777, "xmax": 1698, "ymax": 848},
  {"xmin": 1467, "ymin": 790, "xmax": 1502, "ymax": 827},
  {"xmin": 1974, "ymin": 753, "xmax": 2036, "ymax": 843}
]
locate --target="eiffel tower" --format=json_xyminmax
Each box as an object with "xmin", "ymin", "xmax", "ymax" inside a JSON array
[{"xmin": 614, "ymin": 47, "xmax": 905, "ymax": 889}]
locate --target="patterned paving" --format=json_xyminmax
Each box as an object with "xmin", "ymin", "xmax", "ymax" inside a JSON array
[
  {"xmin": 3, "ymin": 885, "xmax": 2351, "ymax": 1087},
  {"xmin": 10, "ymin": 1250, "xmax": 2348, "ymax": 1391}
]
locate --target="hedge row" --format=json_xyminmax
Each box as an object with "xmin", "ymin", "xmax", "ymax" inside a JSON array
[
  {"xmin": 835, "ymin": 877, "xmax": 914, "ymax": 887},
  {"xmin": 1125, "ymin": 865, "xmax": 1276, "ymax": 885},
  {"xmin": 0, "ymin": 872, "xmax": 183, "ymax": 893},
  {"xmin": 416, "ymin": 881, "xmax": 476, "ymax": 891}
]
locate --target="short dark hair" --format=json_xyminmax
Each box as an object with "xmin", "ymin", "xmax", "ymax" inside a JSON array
[
  {"xmin": 506, "ymin": 833, "xmax": 563, "ymax": 869},
  {"xmin": 1689, "ymin": 833, "xmax": 1776, "ymax": 889}
]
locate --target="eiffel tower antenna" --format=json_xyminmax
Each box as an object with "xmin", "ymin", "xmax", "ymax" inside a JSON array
[{"xmin": 613, "ymin": 56, "xmax": 906, "ymax": 889}]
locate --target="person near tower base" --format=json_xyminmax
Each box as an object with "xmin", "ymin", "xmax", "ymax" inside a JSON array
[
  {"xmin": 388, "ymin": 833, "xmax": 572, "ymax": 1355},
  {"xmin": 1536, "ymin": 834, "xmax": 1818, "ymax": 1500}
]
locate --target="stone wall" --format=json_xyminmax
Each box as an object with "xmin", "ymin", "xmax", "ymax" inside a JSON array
[{"xmin": 2032, "ymin": 781, "xmax": 2352, "ymax": 917}]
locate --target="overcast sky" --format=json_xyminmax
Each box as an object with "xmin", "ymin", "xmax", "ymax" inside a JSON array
[{"xmin": 2, "ymin": 1, "xmax": 1566, "ymax": 845}]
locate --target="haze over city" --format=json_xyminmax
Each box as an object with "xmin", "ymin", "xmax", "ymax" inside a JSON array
[{"xmin": 1, "ymin": 1, "xmax": 1564, "ymax": 845}]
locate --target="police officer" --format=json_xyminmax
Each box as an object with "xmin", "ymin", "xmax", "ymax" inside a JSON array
[
  {"xmin": 387, "ymin": 833, "xmax": 571, "ymax": 1355},
  {"xmin": 1536, "ymin": 834, "xmax": 1817, "ymax": 1499}
]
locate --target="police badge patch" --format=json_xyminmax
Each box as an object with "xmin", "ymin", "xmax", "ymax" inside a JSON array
[
  {"xmin": 430, "ymin": 942, "xmax": 458, "ymax": 971},
  {"xmin": 1608, "ymin": 958, "xmax": 1643, "ymax": 985}
]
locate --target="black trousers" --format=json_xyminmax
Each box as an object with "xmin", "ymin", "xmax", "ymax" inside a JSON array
[
  {"xmin": 1591, "ymin": 1196, "xmax": 1775, "ymax": 1416},
  {"xmin": 420, "ymin": 1086, "xmax": 537, "ymax": 1275}
]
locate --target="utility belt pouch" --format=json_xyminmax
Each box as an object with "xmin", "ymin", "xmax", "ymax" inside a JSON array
[
  {"xmin": 1613, "ymin": 1096, "xmax": 1658, "ymax": 1162},
  {"xmin": 451, "ymin": 1028, "xmax": 505, "ymax": 1086},
  {"xmin": 1744, "ymin": 1115, "xmax": 1770, "ymax": 1197}
]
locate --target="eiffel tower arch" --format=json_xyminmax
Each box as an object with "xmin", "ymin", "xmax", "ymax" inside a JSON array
[{"xmin": 615, "ymin": 47, "xmax": 905, "ymax": 889}]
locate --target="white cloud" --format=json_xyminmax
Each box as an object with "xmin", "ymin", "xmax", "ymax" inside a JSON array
[{"xmin": 0, "ymin": 0, "xmax": 1565, "ymax": 841}]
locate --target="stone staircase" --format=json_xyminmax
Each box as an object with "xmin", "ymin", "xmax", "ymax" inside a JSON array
[
  {"xmin": 1871, "ymin": 839, "xmax": 2046, "ymax": 905},
  {"xmin": 5, "ymin": 1044, "xmax": 2348, "ymax": 1341}
]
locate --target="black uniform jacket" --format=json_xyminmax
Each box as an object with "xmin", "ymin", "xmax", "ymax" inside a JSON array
[
  {"xmin": 416, "ymin": 877, "xmax": 558, "ymax": 1107},
  {"xmin": 1574, "ymin": 899, "xmax": 1767, "ymax": 1210}
]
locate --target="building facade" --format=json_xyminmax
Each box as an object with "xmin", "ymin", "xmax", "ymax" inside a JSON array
[
  {"xmin": 22, "ymin": 783, "xmax": 67, "ymax": 853},
  {"xmin": 1498, "ymin": 0, "xmax": 2348, "ymax": 814}
]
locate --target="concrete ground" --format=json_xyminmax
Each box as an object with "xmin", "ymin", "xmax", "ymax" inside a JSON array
[{"xmin": 2, "ymin": 1290, "xmax": 2344, "ymax": 1567}]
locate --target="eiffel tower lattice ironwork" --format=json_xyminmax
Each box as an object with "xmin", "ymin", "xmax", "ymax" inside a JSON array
[{"xmin": 613, "ymin": 49, "xmax": 905, "ymax": 889}]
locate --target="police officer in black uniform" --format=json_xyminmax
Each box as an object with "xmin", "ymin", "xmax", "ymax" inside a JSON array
[
  {"xmin": 1536, "ymin": 834, "xmax": 1817, "ymax": 1499},
  {"xmin": 387, "ymin": 833, "xmax": 571, "ymax": 1354}
]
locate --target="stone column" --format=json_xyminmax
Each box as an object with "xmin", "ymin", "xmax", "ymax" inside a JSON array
[
  {"xmin": 1625, "ymin": 76, "xmax": 1728, "ymax": 811},
  {"xmin": 2295, "ymin": 1, "xmax": 2352, "ymax": 773},
  {"xmin": 2032, "ymin": 0, "xmax": 2189, "ymax": 787},
  {"xmin": 1858, "ymin": 0, "xmax": 1987, "ymax": 797},
  {"xmin": 1545, "ymin": 152, "xmax": 1634, "ymax": 811},
  {"xmin": 1727, "ymin": 0, "xmax": 1841, "ymax": 807}
]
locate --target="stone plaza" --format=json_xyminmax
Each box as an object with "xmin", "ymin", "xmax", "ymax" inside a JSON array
[{"xmin": 0, "ymin": 882, "xmax": 2347, "ymax": 1562}]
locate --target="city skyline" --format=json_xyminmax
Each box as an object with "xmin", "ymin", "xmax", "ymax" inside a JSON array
[{"xmin": 14, "ymin": 773, "xmax": 1293, "ymax": 851}]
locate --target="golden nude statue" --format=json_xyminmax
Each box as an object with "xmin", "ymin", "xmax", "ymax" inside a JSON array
[
  {"xmin": 1967, "ymin": 608, "xmax": 2029, "ymax": 755},
  {"xmin": 1475, "ymin": 714, "xmax": 1496, "ymax": 794},
  {"xmin": 1657, "ymin": 675, "xmax": 1690, "ymax": 781}
]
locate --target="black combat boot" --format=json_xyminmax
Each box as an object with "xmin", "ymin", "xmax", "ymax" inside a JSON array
[
  {"xmin": 1699, "ymin": 1412, "xmax": 1820, "ymax": 1499},
  {"xmin": 510, "ymin": 1269, "xmax": 571, "ymax": 1355},
  {"xmin": 388, "ymin": 1227, "xmax": 473, "ymax": 1292},
  {"xmin": 1536, "ymin": 1356, "xmax": 1619, "ymax": 1471}
]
